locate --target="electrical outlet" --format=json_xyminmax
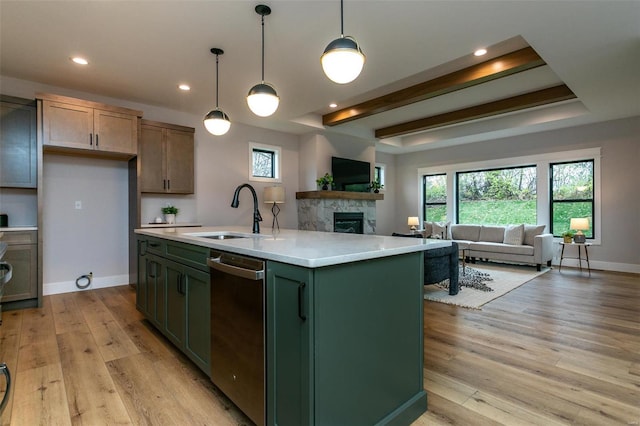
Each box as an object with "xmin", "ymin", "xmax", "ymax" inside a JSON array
[{"xmin": 75, "ymin": 201, "xmax": 82, "ymax": 209}]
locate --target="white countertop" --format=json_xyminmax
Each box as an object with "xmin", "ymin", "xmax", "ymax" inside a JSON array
[{"xmin": 135, "ymin": 226, "xmax": 451, "ymax": 268}]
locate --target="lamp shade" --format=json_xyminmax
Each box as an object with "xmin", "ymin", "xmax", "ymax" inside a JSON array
[
  {"xmin": 247, "ymin": 83, "xmax": 280, "ymax": 117},
  {"xmin": 570, "ymin": 218, "xmax": 589, "ymax": 232},
  {"xmin": 203, "ymin": 109, "xmax": 231, "ymax": 135},
  {"xmin": 264, "ymin": 186, "xmax": 285, "ymax": 204},
  {"xmin": 408, "ymin": 217, "xmax": 420, "ymax": 227},
  {"xmin": 321, "ymin": 36, "xmax": 365, "ymax": 84}
]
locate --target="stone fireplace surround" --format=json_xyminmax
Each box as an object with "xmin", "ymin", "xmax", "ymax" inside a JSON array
[{"xmin": 296, "ymin": 191, "xmax": 383, "ymax": 235}]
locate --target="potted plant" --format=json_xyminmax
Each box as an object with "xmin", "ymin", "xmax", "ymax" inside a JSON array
[
  {"xmin": 161, "ymin": 205, "xmax": 179, "ymax": 224},
  {"xmin": 562, "ymin": 230, "xmax": 574, "ymax": 243},
  {"xmin": 316, "ymin": 173, "xmax": 334, "ymax": 190},
  {"xmin": 370, "ymin": 180, "xmax": 384, "ymax": 193}
]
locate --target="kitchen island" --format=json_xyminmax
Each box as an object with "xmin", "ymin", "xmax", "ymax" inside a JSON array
[{"xmin": 134, "ymin": 226, "xmax": 450, "ymax": 426}]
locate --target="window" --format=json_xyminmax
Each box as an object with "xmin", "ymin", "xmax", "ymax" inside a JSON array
[
  {"xmin": 456, "ymin": 166, "xmax": 537, "ymax": 225},
  {"xmin": 550, "ymin": 160, "xmax": 594, "ymax": 238},
  {"xmin": 249, "ymin": 142, "xmax": 281, "ymax": 183},
  {"xmin": 374, "ymin": 163, "xmax": 385, "ymax": 186},
  {"xmin": 417, "ymin": 148, "xmax": 601, "ymax": 243},
  {"xmin": 423, "ymin": 174, "xmax": 447, "ymax": 222}
]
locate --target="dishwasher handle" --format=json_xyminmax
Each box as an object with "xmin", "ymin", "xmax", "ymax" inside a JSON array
[{"xmin": 208, "ymin": 256, "xmax": 264, "ymax": 281}]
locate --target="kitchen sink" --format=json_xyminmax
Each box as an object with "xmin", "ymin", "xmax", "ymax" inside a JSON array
[{"xmin": 201, "ymin": 234, "xmax": 247, "ymax": 240}]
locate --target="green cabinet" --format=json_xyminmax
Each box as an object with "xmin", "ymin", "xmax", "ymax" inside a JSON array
[
  {"xmin": 136, "ymin": 235, "xmax": 210, "ymax": 375},
  {"xmin": 267, "ymin": 252, "xmax": 427, "ymax": 426}
]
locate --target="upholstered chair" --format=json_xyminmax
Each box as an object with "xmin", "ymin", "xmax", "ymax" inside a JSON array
[{"xmin": 391, "ymin": 234, "xmax": 459, "ymax": 295}]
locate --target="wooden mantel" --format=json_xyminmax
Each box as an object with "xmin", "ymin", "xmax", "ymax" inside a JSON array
[{"xmin": 296, "ymin": 190, "xmax": 384, "ymax": 201}]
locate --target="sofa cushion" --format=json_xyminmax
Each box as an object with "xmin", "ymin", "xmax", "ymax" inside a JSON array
[
  {"xmin": 523, "ymin": 224, "xmax": 546, "ymax": 246},
  {"xmin": 470, "ymin": 241, "xmax": 534, "ymax": 256},
  {"xmin": 450, "ymin": 224, "xmax": 480, "ymax": 241},
  {"xmin": 503, "ymin": 224, "xmax": 525, "ymax": 245},
  {"xmin": 479, "ymin": 225, "xmax": 506, "ymax": 243}
]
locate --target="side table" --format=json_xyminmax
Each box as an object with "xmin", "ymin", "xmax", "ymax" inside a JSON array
[
  {"xmin": 457, "ymin": 242, "xmax": 470, "ymax": 275},
  {"xmin": 559, "ymin": 242, "xmax": 592, "ymax": 275}
]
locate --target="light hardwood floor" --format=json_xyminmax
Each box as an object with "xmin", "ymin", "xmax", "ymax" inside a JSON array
[{"xmin": 1, "ymin": 267, "xmax": 638, "ymax": 425}]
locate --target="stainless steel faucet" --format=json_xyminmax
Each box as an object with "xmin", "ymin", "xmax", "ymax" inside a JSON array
[{"xmin": 231, "ymin": 183, "xmax": 263, "ymax": 234}]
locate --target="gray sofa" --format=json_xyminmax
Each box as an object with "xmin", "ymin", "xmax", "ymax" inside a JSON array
[{"xmin": 423, "ymin": 223, "xmax": 554, "ymax": 271}]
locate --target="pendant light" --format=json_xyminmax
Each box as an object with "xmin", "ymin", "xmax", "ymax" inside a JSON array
[
  {"xmin": 247, "ymin": 4, "xmax": 280, "ymax": 117},
  {"xmin": 204, "ymin": 48, "xmax": 231, "ymax": 136},
  {"xmin": 321, "ymin": 0, "xmax": 365, "ymax": 84}
]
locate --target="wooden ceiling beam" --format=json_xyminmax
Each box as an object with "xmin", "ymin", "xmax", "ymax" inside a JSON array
[
  {"xmin": 323, "ymin": 46, "xmax": 546, "ymax": 127},
  {"xmin": 375, "ymin": 85, "xmax": 576, "ymax": 139}
]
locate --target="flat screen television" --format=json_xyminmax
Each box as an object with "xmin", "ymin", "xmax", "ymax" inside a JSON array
[{"xmin": 331, "ymin": 156, "xmax": 371, "ymax": 192}]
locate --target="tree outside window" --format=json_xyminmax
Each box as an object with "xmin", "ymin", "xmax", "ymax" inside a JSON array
[{"xmin": 252, "ymin": 148, "xmax": 275, "ymax": 178}]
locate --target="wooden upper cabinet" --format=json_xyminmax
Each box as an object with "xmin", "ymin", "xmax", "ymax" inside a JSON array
[
  {"xmin": 38, "ymin": 93, "xmax": 142, "ymax": 158},
  {"xmin": 139, "ymin": 119, "xmax": 195, "ymax": 194},
  {"xmin": 0, "ymin": 96, "xmax": 37, "ymax": 188}
]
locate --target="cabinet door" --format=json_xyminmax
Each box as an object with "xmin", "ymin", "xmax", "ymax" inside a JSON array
[
  {"xmin": 145, "ymin": 254, "xmax": 165, "ymax": 328},
  {"xmin": 139, "ymin": 124, "xmax": 165, "ymax": 192},
  {"xmin": 266, "ymin": 262, "xmax": 313, "ymax": 426},
  {"xmin": 136, "ymin": 240, "xmax": 148, "ymax": 314},
  {"xmin": 165, "ymin": 261, "xmax": 186, "ymax": 349},
  {"xmin": 0, "ymin": 98, "xmax": 37, "ymax": 188},
  {"xmin": 42, "ymin": 100, "xmax": 93, "ymax": 149},
  {"xmin": 1, "ymin": 243, "xmax": 37, "ymax": 302},
  {"xmin": 165, "ymin": 128, "xmax": 194, "ymax": 194},
  {"xmin": 94, "ymin": 109, "xmax": 137, "ymax": 155},
  {"xmin": 185, "ymin": 267, "xmax": 211, "ymax": 373}
]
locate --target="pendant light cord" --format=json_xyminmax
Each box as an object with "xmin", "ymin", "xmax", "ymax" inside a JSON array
[
  {"xmin": 261, "ymin": 13, "xmax": 265, "ymax": 83},
  {"xmin": 340, "ymin": 0, "xmax": 344, "ymax": 36},
  {"xmin": 215, "ymin": 53, "xmax": 220, "ymax": 108}
]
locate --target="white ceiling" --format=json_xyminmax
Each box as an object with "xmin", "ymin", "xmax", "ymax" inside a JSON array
[{"xmin": 1, "ymin": 1, "xmax": 639, "ymax": 154}]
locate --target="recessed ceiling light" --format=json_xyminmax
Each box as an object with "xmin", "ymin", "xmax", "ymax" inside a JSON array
[
  {"xmin": 178, "ymin": 84, "xmax": 191, "ymax": 91},
  {"xmin": 474, "ymin": 49, "xmax": 487, "ymax": 57},
  {"xmin": 71, "ymin": 56, "xmax": 89, "ymax": 65},
  {"xmin": 329, "ymin": 103, "xmax": 337, "ymax": 108}
]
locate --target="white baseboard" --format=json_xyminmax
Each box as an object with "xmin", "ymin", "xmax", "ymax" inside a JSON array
[
  {"xmin": 44, "ymin": 274, "xmax": 130, "ymax": 296},
  {"xmin": 551, "ymin": 258, "xmax": 640, "ymax": 274}
]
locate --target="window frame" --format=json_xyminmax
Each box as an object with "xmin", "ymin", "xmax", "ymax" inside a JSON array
[
  {"xmin": 423, "ymin": 173, "xmax": 447, "ymax": 222},
  {"xmin": 374, "ymin": 163, "xmax": 386, "ymax": 187},
  {"xmin": 249, "ymin": 142, "xmax": 282, "ymax": 183},
  {"xmin": 549, "ymin": 159, "xmax": 595, "ymax": 238},
  {"xmin": 417, "ymin": 147, "xmax": 601, "ymax": 244}
]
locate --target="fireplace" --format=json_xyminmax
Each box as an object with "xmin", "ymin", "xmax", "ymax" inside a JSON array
[{"xmin": 334, "ymin": 212, "xmax": 364, "ymax": 234}]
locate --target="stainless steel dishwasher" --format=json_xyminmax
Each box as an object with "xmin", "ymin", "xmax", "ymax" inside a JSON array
[{"xmin": 208, "ymin": 250, "xmax": 265, "ymax": 426}]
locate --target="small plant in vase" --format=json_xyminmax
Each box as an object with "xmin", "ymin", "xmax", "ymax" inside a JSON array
[
  {"xmin": 561, "ymin": 230, "xmax": 574, "ymax": 243},
  {"xmin": 316, "ymin": 173, "xmax": 334, "ymax": 190},
  {"xmin": 161, "ymin": 205, "xmax": 179, "ymax": 224},
  {"xmin": 370, "ymin": 180, "xmax": 384, "ymax": 193}
]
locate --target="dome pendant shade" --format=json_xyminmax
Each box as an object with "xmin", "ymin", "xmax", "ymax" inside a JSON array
[
  {"xmin": 204, "ymin": 109, "xmax": 231, "ymax": 135},
  {"xmin": 247, "ymin": 82, "xmax": 280, "ymax": 117},
  {"xmin": 204, "ymin": 47, "xmax": 230, "ymax": 136},
  {"xmin": 321, "ymin": 36, "xmax": 365, "ymax": 84}
]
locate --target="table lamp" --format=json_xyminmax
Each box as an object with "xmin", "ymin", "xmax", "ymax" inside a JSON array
[
  {"xmin": 408, "ymin": 216, "xmax": 420, "ymax": 232},
  {"xmin": 264, "ymin": 186, "xmax": 285, "ymax": 232},
  {"xmin": 570, "ymin": 217, "xmax": 589, "ymax": 243}
]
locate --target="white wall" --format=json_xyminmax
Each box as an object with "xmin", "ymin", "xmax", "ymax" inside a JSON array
[
  {"xmin": 393, "ymin": 116, "xmax": 640, "ymax": 273},
  {"xmin": 373, "ymin": 151, "xmax": 396, "ymax": 236}
]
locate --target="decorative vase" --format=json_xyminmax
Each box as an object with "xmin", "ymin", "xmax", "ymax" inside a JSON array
[
  {"xmin": 563, "ymin": 236, "xmax": 572, "ymax": 243},
  {"xmin": 374, "ymin": 189, "xmax": 380, "ymax": 193},
  {"xmin": 322, "ymin": 184, "xmax": 328, "ymax": 190},
  {"xmin": 165, "ymin": 213, "xmax": 176, "ymax": 224}
]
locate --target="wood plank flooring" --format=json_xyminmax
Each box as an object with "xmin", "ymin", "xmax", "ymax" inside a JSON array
[{"xmin": 1, "ymin": 267, "xmax": 638, "ymax": 425}]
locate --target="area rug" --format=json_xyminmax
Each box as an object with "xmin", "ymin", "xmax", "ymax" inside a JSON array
[{"xmin": 423, "ymin": 262, "xmax": 550, "ymax": 309}]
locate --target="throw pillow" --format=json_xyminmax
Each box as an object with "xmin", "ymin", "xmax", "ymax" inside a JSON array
[
  {"xmin": 431, "ymin": 221, "xmax": 451, "ymax": 239},
  {"xmin": 423, "ymin": 221, "xmax": 433, "ymax": 238},
  {"xmin": 503, "ymin": 224, "xmax": 525, "ymax": 245},
  {"xmin": 523, "ymin": 224, "xmax": 546, "ymax": 246}
]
